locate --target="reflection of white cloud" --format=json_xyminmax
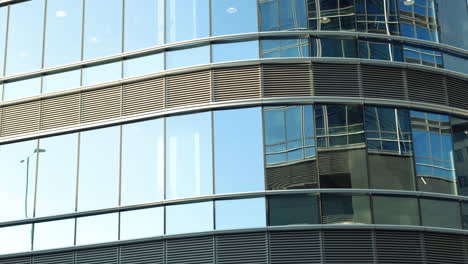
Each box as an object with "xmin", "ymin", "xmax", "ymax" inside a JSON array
[
  {"xmin": 89, "ymin": 36, "xmax": 99, "ymax": 43},
  {"xmin": 55, "ymin": 10, "xmax": 67, "ymax": 17},
  {"xmin": 226, "ymin": 7, "xmax": 238, "ymax": 14},
  {"xmin": 19, "ymin": 51, "xmax": 28, "ymax": 57}
]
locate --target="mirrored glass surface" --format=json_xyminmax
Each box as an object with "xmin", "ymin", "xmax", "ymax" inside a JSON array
[
  {"xmin": 420, "ymin": 198, "xmax": 461, "ymax": 229},
  {"xmin": 3, "ymin": 77, "xmax": 41, "ymax": 101},
  {"xmin": 436, "ymin": 0, "xmax": 468, "ymax": 50},
  {"xmin": 83, "ymin": 0, "xmax": 122, "ymax": 60},
  {"xmin": 462, "ymin": 202, "xmax": 468, "ymax": 230},
  {"xmin": 372, "ymin": 196, "xmax": 419, "ymax": 226},
  {"xmin": 214, "ymin": 108, "xmax": 264, "ymax": 194},
  {"xmin": 259, "ymin": 0, "xmax": 308, "ymax": 31},
  {"xmin": 212, "ymin": 41, "xmax": 259, "ymax": 63},
  {"xmin": 121, "ymin": 120, "xmax": 164, "ymax": 206},
  {"xmin": 0, "ymin": 7, "xmax": 7, "ymax": 76},
  {"xmin": 452, "ymin": 117, "xmax": 468, "ymax": 196},
  {"xmin": 124, "ymin": 0, "xmax": 164, "ymax": 52},
  {"xmin": 166, "ymin": 0, "xmax": 209, "ymax": 43},
  {"xmin": 166, "ymin": 112, "xmax": 213, "ymax": 199},
  {"xmin": 76, "ymin": 213, "xmax": 118, "ymax": 245},
  {"xmin": 123, "ymin": 53, "xmax": 164, "ymax": 78},
  {"xmin": 42, "ymin": 70, "xmax": 81, "ymax": 94},
  {"xmin": 269, "ymin": 194, "xmax": 319, "ymax": 225},
  {"xmin": 212, "ymin": 0, "xmax": 258, "ymax": 36},
  {"xmin": 82, "ymin": 62, "xmax": 122, "ymax": 86},
  {"xmin": 33, "ymin": 219, "xmax": 75, "ymax": 251},
  {"xmin": 261, "ymin": 38, "xmax": 310, "ymax": 58},
  {"xmin": 215, "ymin": 198, "xmax": 266, "ymax": 230},
  {"xmin": 36, "ymin": 134, "xmax": 78, "ymax": 217},
  {"xmin": 0, "ymin": 224, "xmax": 32, "ymax": 254},
  {"xmin": 78, "ymin": 127, "xmax": 120, "ymax": 211},
  {"xmin": 120, "ymin": 207, "xmax": 164, "ymax": 240},
  {"xmin": 0, "ymin": 140, "xmax": 38, "ymax": 221},
  {"xmin": 5, "ymin": 0, "xmax": 45, "ymax": 75},
  {"xmin": 166, "ymin": 46, "xmax": 210, "ymax": 70},
  {"xmin": 321, "ymin": 194, "xmax": 371, "ymax": 224},
  {"xmin": 166, "ymin": 201, "xmax": 213, "ymax": 235},
  {"xmin": 44, "ymin": 0, "xmax": 82, "ymax": 67}
]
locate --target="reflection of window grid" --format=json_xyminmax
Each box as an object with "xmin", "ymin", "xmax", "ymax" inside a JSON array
[
  {"xmin": 264, "ymin": 106, "xmax": 316, "ymax": 166},
  {"xmin": 261, "ymin": 38, "xmax": 309, "ymax": 58},
  {"xmin": 308, "ymin": 0, "xmax": 357, "ymax": 31},
  {"xmin": 355, "ymin": 0, "xmax": 399, "ymax": 34},
  {"xmin": 259, "ymin": 0, "xmax": 308, "ymax": 31}
]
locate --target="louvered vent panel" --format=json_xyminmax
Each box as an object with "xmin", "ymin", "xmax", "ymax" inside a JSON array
[
  {"xmin": 32, "ymin": 252, "xmax": 74, "ymax": 264},
  {"xmin": 75, "ymin": 247, "xmax": 118, "ymax": 264},
  {"xmin": 447, "ymin": 76, "xmax": 468, "ymax": 110},
  {"xmin": 166, "ymin": 236, "xmax": 214, "ymax": 264},
  {"xmin": 263, "ymin": 64, "xmax": 312, "ymax": 97},
  {"xmin": 424, "ymin": 232, "xmax": 465, "ymax": 264},
  {"xmin": 2, "ymin": 101, "xmax": 40, "ymax": 136},
  {"xmin": 40, "ymin": 94, "xmax": 80, "ymax": 130},
  {"xmin": 375, "ymin": 231, "xmax": 423, "ymax": 263},
  {"xmin": 0, "ymin": 257, "xmax": 31, "ymax": 264},
  {"xmin": 266, "ymin": 160, "xmax": 318, "ymax": 190},
  {"xmin": 81, "ymin": 86, "xmax": 122, "ymax": 123},
  {"xmin": 122, "ymin": 78, "xmax": 164, "ymax": 116},
  {"xmin": 166, "ymin": 71, "xmax": 211, "ymax": 108},
  {"xmin": 323, "ymin": 230, "xmax": 374, "ymax": 263},
  {"xmin": 406, "ymin": 69, "xmax": 448, "ymax": 106},
  {"xmin": 361, "ymin": 65, "xmax": 406, "ymax": 100},
  {"xmin": 318, "ymin": 151, "xmax": 349, "ymax": 176},
  {"xmin": 313, "ymin": 63, "xmax": 361, "ymax": 97},
  {"xmin": 213, "ymin": 66, "xmax": 261, "ymax": 101},
  {"xmin": 120, "ymin": 241, "xmax": 164, "ymax": 264},
  {"xmin": 216, "ymin": 232, "xmax": 268, "ymax": 264},
  {"xmin": 269, "ymin": 231, "xmax": 322, "ymax": 264}
]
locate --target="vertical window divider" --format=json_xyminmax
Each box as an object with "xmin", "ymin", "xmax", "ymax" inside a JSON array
[
  {"xmin": 1, "ymin": 4, "xmax": 10, "ymax": 101},
  {"xmin": 39, "ymin": 0, "xmax": 48, "ymax": 95},
  {"xmin": 74, "ymin": 132, "xmax": 81, "ymax": 246}
]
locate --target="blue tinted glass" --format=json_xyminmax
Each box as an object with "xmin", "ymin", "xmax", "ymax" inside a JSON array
[
  {"xmin": 120, "ymin": 207, "xmax": 164, "ymax": 240},
  {"xmin": 6, "ymin": 0, "xmax": 45, "ymax": 75},
  {"xmin": 33, "ymin": 219, "xmax": 75, "ymax": 250},
  {"xmin": 260, "ymin": 0, "xmax": 278, "ymax": 31},
  {"xmin": 212, "ymin": 0, "xmax": 258, "ymax": 36},
  {"xmin": 166, "ymin": 46, "xmax": 210, "ymax": 69},
  {"xmin": 212, "ymin": 41, "xmax": 259, "ymax": 63},
  {"xmin": 401, "ymin": 23, "xmax": 415, "ymax": 38},
  {"xmin": 43, "ymin": 70, "xmax": 81, "ymax": 94},
  {"xmin": 264, "ymin": 107, "xmax": 286, "ymax": 146},
  {"xmin": 124, "ymin": 0, "xmax": 164, "ymax": 52},
  {"xmin": 214, "ymin": 108, "xmax": 264, "ymax": 194},
  {"xmin": 76, "ymin": 213, "xmax": 118, "ymax": 245},
  {"xmin": 0, "ymin": 225, "xmax": 32, "ymax": 254},
  {"xmin": 44, "ymin": 0, "xmax": 82, "ymax": 67},
  {"xmin": 166, "ymin": 202, "xmax": 213, "ymax": 235},
  {"xmin": 84, "ymin": 0, "xmax": 122, "ymax": 60},
  {"xmin": 412, "ymin": 130, "xmax": 430, "ymax": 157},
  {"xmin": 166, "ymin": 112, "xmax": 213, "ymax": 199},
  {"xmin": 0, "ymin": 7, "xmax": 7, "ymax": 76},
  {"xmin": 262, "ymin": 39, "xmax": 309, "ymax": 58},
  {"xmin": 3, "ymin": 77, "xmax": 41, "ymax": 101},
  {"xmin": 166, "ymin": 0, "xmax": 209, "ymax": 43},
  {"xmin": 215, "ymin": 198, "xmax": 266, "ymax": 230},
  {"xmin": 279, "ymin": 0, "xmax": 307, "ymax": 30},
  {"xmin": 124, "ymin": 53, "xmax": 164, "ymax": 78},
  {"xmin": 82, "ymin": 62, "xmax": 122, "ymax": 86}
]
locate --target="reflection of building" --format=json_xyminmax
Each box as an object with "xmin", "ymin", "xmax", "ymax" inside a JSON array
[{"xmin": 0, "ymin": 0, "xmax": 467, "ymax": 263}]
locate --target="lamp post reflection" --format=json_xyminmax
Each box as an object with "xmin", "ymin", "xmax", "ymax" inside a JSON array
[{"xmin": 20, "ymin": 148, "xmax": 45, "ymax": 218}]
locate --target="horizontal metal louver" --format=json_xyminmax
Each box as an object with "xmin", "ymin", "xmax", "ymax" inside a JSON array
[
  {"xmin": 1, "ymin": 101, "xmax": 40, "ymax": 136},
  {"xmin": 406, "ymin": 69, "xmax": 448, "ymax": 106},
  {"xmin": 0, "ymin": 257, "xmax": 31, "ymax": 264},
  {"xmin": 40, "ymin": 94, "xmax": 80, "ymax": 130},
  {"xmin": 80, "ymin": 86, "xmax": 122, "ymax": 123},
  {"xmin": 447, "ymin": 76, "xmax": 468, "ymax": 109},
  {"xmin": 361, "ymin": 65, "xmax": 406, "ymax": 100},
  {"xmin": 120, "ymin": 241, "xmax": 163, "ymax": 264},
  {"xmin": 75, "ymin": 247, "xmax": 118, "ymax": 264},
  {"xmin": 262, "ymin": 64, "xmax": 312, "ymax": 97},
  {"xmin": 269, "ymin": 231, "xmax": 322, "ymax": 264},
  {"xmin": 216, "ymin": 232, "xmax": 268, "ymax": 264},
  {"xmin": 318, "ymin": 150, "xmax": 349, "ymax": 176},
  {"xmin": 423, "ymin": 232, "xmax": 466, "ymax": 264},
  {"xmin": 122, "ymin": 79, "xmax": 164, "ymax": 116},
  {"xmin": 32, "ymin": 252, "xmax": 74, "ymax": 264},
  {"xmin": 323, "ymin": 230, "xmax": 374, "ymax": 264},
  {"xmin": 166, "ymin": 71, "xmax": 211, "ymax": 108},
  {"xmin": 375, "ymin": 231, "xmax": 423, "ymax": 263},
  {"xmin": 313, "ymin": 63, "xmax": 361, "ymax": 97},
  {"xmin": 266, "ymin": 160, "xmax": 318, "ymax": 190},
  {"xmin": 166, "ymin": 236, "xmax": 214, "ymax": 264},
  {"xmin": 213, "ymin": 66, "xmax": 261, "ymax": 102}
]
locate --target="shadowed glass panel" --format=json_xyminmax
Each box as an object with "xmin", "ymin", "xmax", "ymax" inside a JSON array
[
  {"xmin": 33, "ymin": 219, "xmax": 75, "ymax": 250},
  {"xmin": 166, "ymin": 201, "xmax": 213, "ymax": 235},
  {"xmin": 321, "ymin": 194, "xmax": 371, "ymax": 224},
  {"xmin": 420, "ymin": 198, "xmax": 461, "ymax": 229},
  {"xmin": 216, "ymin": 198, "xmax": 266, "ymax": 230},
  {"xmin": 166, "ymin": 0, "xmax": 209, "ymax": 43},
  {"xmin": 372, "ymin": 196, "xmax": 419, "ymax": 225},
  {"xmin": 269, "ymin": 194, "xmax": 319, "ymax": 225},
  {"xmin": 452, "ymin": 117, "xmax": 468, "ymax": 196},
  {"xmin": 76, "ymin": 213, "xmax": 118, "ymax": 245},
  {"xmin": 120, "ymin": 207, "xmax": 164, "ymax": 240},
  {"xmin": 212, "ymin": 0, "xmax": 258, "ymax": 36},
  {"xmin": 462, "ymin": 202, "xmax": 468, "ymax": 230}
]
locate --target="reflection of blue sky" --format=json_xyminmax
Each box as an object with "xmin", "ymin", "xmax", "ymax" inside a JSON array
[
  {"xmin": 34, "ymin": 219, "xmax": 74, "ymax": 250},
  {"xmin": 212, "ymin": 0, "xmax": 258, "ymax": 36},
  {"xmin": 166, "ymin": 0, "xmax": 209, "ymax": 43},
  {"xmin": 215, "ymin": 198, "xmax": 266, "ymax": 230},
  {"xmin": 124, "ymin": 53, "xmax": 164, "ymax": 78},
  {"xmin": 82, "ymin": 62, "xmax": 122, "ymax": 86},
  {"xmin": 76, "ymin": 214, "xmax": 118, "ymax": 245},
  {"xmin": 166, "ymin": 202, "xmax": 213, "ymax": 235},
  {"xmin": 43, "ymin": 70, "xmax": 81, "ymax": 94},
  {"xmin": 120, "ymin": 208, "xmax": 164, "ymax": 240},
  {"xmin": 166, "ymin": 45, "xmax": 210, "ymax": 69},
  {"xmin": 0, "ymin": 224, "xmax": 31, "ymax": 254},
  {"xmin": 3, "ymin": 77, "xmax": 41, "ymax": 101},
  {"xmin": 212, "ymin": 41, "xmax": 259, "ymax": 63}
]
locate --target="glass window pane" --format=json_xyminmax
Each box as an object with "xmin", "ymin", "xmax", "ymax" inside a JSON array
[
  {"xmin": 120, "ymin": 207, "xmax": 164, "ymax": 240},
  {"xmin": 33, "ymin": 219, "xmax": 75, "ymax": 250},
  {"xmin": 124, "ymin": 0, "xmax": 164, "ymax": 52},
  {"xmin": 166, "ymin": 201, "xmax": 213, "ymax": 235},
  {"xmin": 259, "ymin": 0, "xmax": 307, "ymax": 31},
  {"xmin": 44, "ymin": 0, "xmax": 82, "ymax": 67},
  {"xmin": 0, "ymin": 224, "xmax": 32, "ymax": 254},
  {"xmin": 166, "ymin": 0, "xmax": 209, "ymax": 43},
  {"xmin": 123, "ymin": 53, "xmax": 164, "ymax": 78},
  {"xmin": 36, "ymin": 134, "xmax": 78, "ymax": 217},
  {"xmin": 5, "ymin": 0, "xmax": 45, "ymax": 75},
  {"xmin": 0, "ymin": 7, "xmax": 8, "ymax": 76},
  {"xmin": 452, "ymin": 117, "xmax": 468, "ymax": 196},
  {"xmin": 166, "ymin": 112, "xmax": 213, "ymax": 199},
  {"xmin": 261, "ymin": 38, "xmax": 309, "ymax": 58},
  {"xmin": 215, "ymin": 198, "xmax": 266, "ymax": 230},
  {"xmin": 0, "ymin": 140, "xmax": 38, "ymax": 221},
  {"xmin": 3, "ymin": 77, "xmax": 41, "ymax": 101},
  {"xmin": 78, "ymin": 127, "xmax": 120, "ymax": 211},
  {"xmin": 462, "ymin": 202, "xmax": 468, "ymax": 230},
  {"xmin": 214, "ymin": 108, "xmax": 264, "ymax": 194},
  {"xmin": 121, "ymin": 120, "xmax": 164, "ymax": 206},
  {"xmin": 82, "ymin": 62, "xmax": 122, "ymax": 86},
  {"xmin": 212, "ymin": 0, "xmax": 258, "ymax": 36},
  {"xmin": 76, "ymin": 213, "xmax": 118, "ymax": 245},
  {"xmin": 84, "ymin": 0, "xmax": 122, "ymax": 60},
  {"xmin": 372, "ymin": 196, "xmax": 419, "ymax": 226},
  {"xmin": 268, "ymin": 194, "xmax": 319, "ymax": 225},
  {"xmin": 420, "ymin": 199, "xmax": 461, "ymax": 229},
  {"xmin": 166, "ymin": 46, "xmax": 210, "ymax": 70},
  {"xmin": 212, "ymin": 41, "xmax": 259, "ymax": 63},
  {"xmin": 321, "ymin": 194, "xmax": 371, "ymax": 224},
  {"xmin": 42, "ymin": 70, "xmax": 81, "ymax": 94}
]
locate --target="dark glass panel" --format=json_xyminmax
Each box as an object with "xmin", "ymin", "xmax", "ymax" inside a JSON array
[
  {"xmin": 420, "ymin": 198, "xmax": 461, "ymax": 229},
  {"xmin": 452, "ymin": 117, "xmax": 468, "ymax": 195},
  {"xmin": 269, "ymin": 194, "xmax": 319, "ymax": 225},
  {"xmin": 372, "ymin": 196, "xmax": 419, "ymax": 225},
  {"xmin": 321, "ymin": 194, "xmax": 371, "ymax": 224}
]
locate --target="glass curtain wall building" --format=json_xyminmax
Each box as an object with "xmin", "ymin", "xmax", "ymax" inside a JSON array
[{"xmin": 0, "ymin": 0, "xmax": 467, "ymax": 263}]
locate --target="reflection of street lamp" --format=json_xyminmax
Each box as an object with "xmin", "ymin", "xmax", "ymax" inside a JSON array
[{"xmin": 20, "ymin": 148, "xmax": 46, "ymax": 218}]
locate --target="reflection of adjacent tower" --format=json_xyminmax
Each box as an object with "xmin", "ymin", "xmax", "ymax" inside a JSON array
[{"xmin": 451, "ymin": 118, "xmax": 468, "ymax": 195}]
